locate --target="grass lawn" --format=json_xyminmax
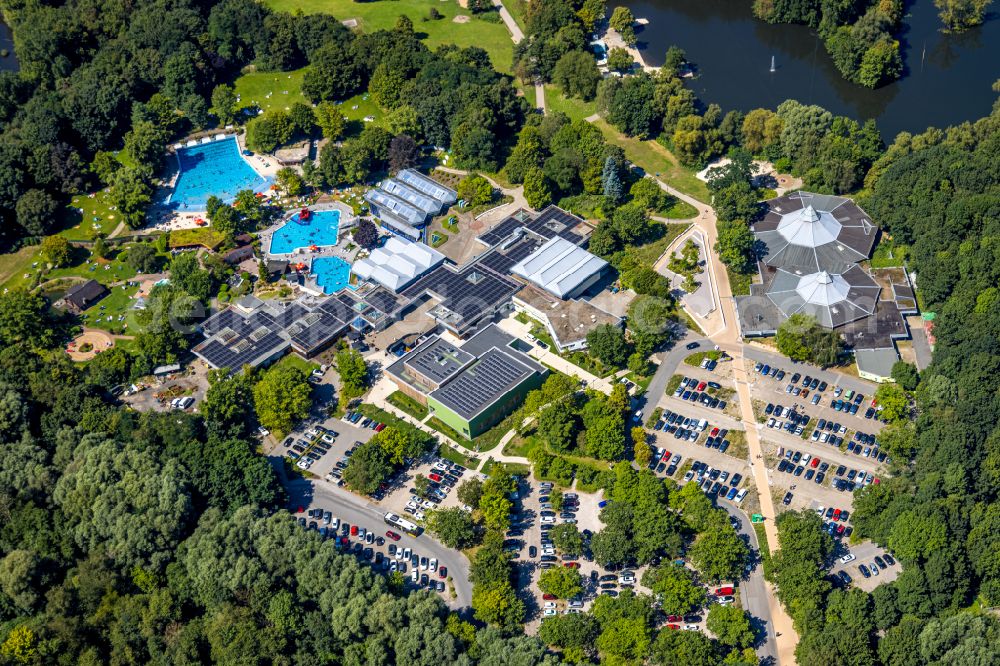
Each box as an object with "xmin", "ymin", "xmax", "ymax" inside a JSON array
[
  {"xmin": 662, "ymin": 199, "xmax": 699, "ymax": 219},
  {"xmin": 623, "ymin": 223, "xmax": 691, "ymax": 267},
  {"xmin": 61, "ymin": 189, "xmax": 121, "ymax": 241},
  {"xmin": 3, "ymin": 245, "xmax": 137, "ymax": 293},
  {"xmin": 481, "ymin": 457, "xmax": 530, "ymax": 477},
  {"xmin": 273, "ymin": 353, "xmax": 320, "ymax": 375},
  {"xmin": 519, "ymin": 81, "xmax": 536, "ymax": 109},
  {"xmin": 233, "ymin": 68, "xmax": 309, "ymax": 113},
  {"xmin": 592, "ymin": 119, "xmax": 710, "ymax": 202},
  {"xmin": 233, "ymin": 72, "xmax": 388, "ymax": 136},
  {"xmin": 727, "ymin": 266, "xmax": 753, "ymax": 296},
  {"xmin": 262, "ymin": 0, "xmax": 515, "ymax": 74},
  {"xmin": 426, "ymin": 416, "xmax": 471, "ymax": 445},
  {"xmin": 387, "ymin": 390, "xmax": 429, "ymax": 420},
  {"xmin": 438, "ymin": 444, "xmax": 479, "ymax": 469},
  {"xmin": 684, "ymin": 350, "xmax": 723, "ymax": 367},
  {"xmin": 78, "ymin": 283, "xmax": 141, "ymax": 333},
  {"xmin": 724, "ymin": 429, "xmax": 749, "ymax": 460},
  {"xmin": 169, "ymin": 227, "xmax": 228, "ymax": 250},
  {"xmin": 504, "ymin": 0, "xmax": 529, "ymax": 30},
  {"xmin": 870, "ymin": 238, "xmax": 909, "ymax": 268},
  {"xmin": 544, "ymin": 86, "xmax": 597, "ymax": 123}
]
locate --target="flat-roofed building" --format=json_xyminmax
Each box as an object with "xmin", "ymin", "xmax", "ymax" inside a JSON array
[
  {"xmin": 512, "ymin": 284, "xmax": 621, "ymax": 352},
  {"xmin": 385, "ymin": 324, "xmax": 546, "ymax": 438}
]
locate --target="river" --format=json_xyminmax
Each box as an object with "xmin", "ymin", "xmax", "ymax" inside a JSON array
[{"xmin": 613, "ymin": 0, "xmax": 1000, "ymax": 138}]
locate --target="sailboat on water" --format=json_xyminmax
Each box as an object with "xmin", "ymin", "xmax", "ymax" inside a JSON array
[{"xmin": 770, "ymin": 55, "xmax": 776, "ymax": 72}]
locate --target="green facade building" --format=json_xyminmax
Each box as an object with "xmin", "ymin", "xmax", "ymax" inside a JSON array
[{"xmin": 386, "ymin": 324, "xmax": 547, "ymax": 439}]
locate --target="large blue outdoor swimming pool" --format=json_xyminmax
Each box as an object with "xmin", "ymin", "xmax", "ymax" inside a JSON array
[
  {"xmin": 169, "ymin": 137, "xmax": 271, "ymax": 210},
  {"xmin": 269, "ymin": 209, "xmax": 341, "ymax": 255},
  {"xmin": 312, "ymin": 257, "xmax": 353, "ymax": 294}
]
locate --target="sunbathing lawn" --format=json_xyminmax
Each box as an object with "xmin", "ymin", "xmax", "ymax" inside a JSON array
[
  {"xmin": 61, "ymin": 189, "xmax": 121, "ymax": 241},
  {"xmin": 233, "ymin": 68, "xmax": 309, "ymax": 114},
  {"xmin": 2, "ymin": 246, "xmax": 137, "ymax": 293},
  {"xmin": 262, "ymin": 0, "xmax": 515, "ymax": 73},
  {"xmin": 79, "ymin": 282, "xmax": 142, "ymax": 334}
]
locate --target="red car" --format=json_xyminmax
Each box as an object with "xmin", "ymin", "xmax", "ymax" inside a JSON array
[
  {"xmin": 833, "ymin": 508, "xmax": 842, "ymax": 521},
  {"xmin": 429, "ymin": 473, "xmax": 442, "ymax": 482},
  {"xmin": 667, "ymin": 615, "xmax": 682, "ymax": 622},
  {"xmin": 836, "ymin": 524, "xmax": 846, "ymax": 535},
  {"xmin": 710, "ymin": 427, "xmax": 719, "ymax": 437},
  {"xmin": 350, "ymin": 525, "xmax": 359, "ymax": 536},
  {"xmin": 715, "ymin": 586, "xmax": 734, "ymax": 596},
  {"xmin": 666, "ymin": 624, "xmax": 680, "ymax": 630},
  {"xmin": 375, "ymin": 423, "xmax": 386, "ymax": 432},
  {"xmin": 385, "ymin": 530, "xmax": 401, "ymax": 541},
  {"xmin": 340, "ymin": 536, "xmax": 349, "ymax": 546},
  {"xmin": 296, "ymin": 505, "xmax": 305, "ymax": 513},
  {"xmin": 810, "ymin": 458, "xmax": 820, "ymax": 468},
  {"xmin": 660, "ymin": 450, "xmax": 670, "ymax": 462},
  {"xmin": 439, "ymin": 566, "xmax": 448, "ymax": 578},
  {"xmin": 542, "ymin": 593, "xmax": 557, "ymax": 600},
  {"xmin": 563, "ymin": 562, "xmax": 580, "ymax": 568}
]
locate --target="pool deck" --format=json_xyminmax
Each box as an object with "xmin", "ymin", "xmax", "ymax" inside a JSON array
[
  {"xmin": 260, "ymin": 202, "xmax": 362, "ymax": 295},
  {"xmin": 147, "ymin": 132, "xmax": 286, "ymax": 232},
  {"xmin": 262, "ymin": 201, "xmax": 357, "ymax": 259}
]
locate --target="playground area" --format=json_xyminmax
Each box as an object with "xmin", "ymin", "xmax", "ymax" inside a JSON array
[{"xmin": 66, "ymin": 329, "xmax": 115, "ymax": 361}]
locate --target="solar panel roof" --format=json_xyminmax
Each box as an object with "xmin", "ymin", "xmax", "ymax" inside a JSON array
[
  {"xmin": 397, "ymin": 169, "xmax": 457, "ymax": 205},
  {"xmin": 194, "ymin": 295, "xmax": 351, "ymax": 371},
  {"xmin": 477, "ymin": 206, "xmax": 586, "ymax": 248},
  {"xmin": 430, "ymin": 348, "xmax": 535, "ymax": 420}
]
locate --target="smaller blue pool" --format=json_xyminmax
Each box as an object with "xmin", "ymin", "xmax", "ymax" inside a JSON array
[
  {"xmin": 312, "ymin": 257, "xmax": 353, "ymax": 294},
  {"xmin": 270, "ymin": 209, "xmax": 342, "ymax": 255}
]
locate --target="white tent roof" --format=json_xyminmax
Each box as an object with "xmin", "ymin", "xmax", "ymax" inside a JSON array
[
  {"xmin": 795, "ymin": 271, "xmax": 850, "ymax": 307},
  {"xmin": 776, "ymin": 205, "xmax": 842, "ymax": 248},
  {"xmin": 351, "ymin": 237, "xmax": 445, "ymax": 292}
]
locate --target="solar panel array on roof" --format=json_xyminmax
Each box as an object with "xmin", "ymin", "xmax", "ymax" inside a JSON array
[
  {"xmin": 397, "ymin": 169, "xmax": 457, "ymax": 205},
  {"xmin": 380, "ymin": 179, "xmax": 441, "ymax": 215},
  {"xmin": 430, "ymin": 349, "xmax": 534, "ymax": 419},
  {"xmin": 399, "ymin": 262, "xmax": 521, "ymax": 331},
  {"xmin": 364, "ymin": 288, "xmax": 401, "ymax": 316},
  {"xmin": 479, "ymin": 215, "xmax": 526, "ymax": 247},
  {"xmin": 404, "ymin": 337, "xmax": 473, "ymax": 385},
  {"xmin": 363, "ymin": 188, "xmax": 426, "ymax": 226},
  {"xmin": 194, "ymin": 295, "xmax": 353, "ymax": 370},
  {"xmin": 478, "ymin": 206, "xmax": 586, "ymax": 249}
]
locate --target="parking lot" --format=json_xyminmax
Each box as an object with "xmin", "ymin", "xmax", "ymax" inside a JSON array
[
  {"xmin": 266, "ymin": 409, "xmax": 377, "ymax": 480},
  {"xmin": 288, "ymin": 489, "xmax": 457, "ymax": 602},
  {"xmin": 506, "ymin": 477, "xmax": 740, "ymax": 636},
  {"xmin": 121, "ymin": 361, "xmax": 210, "ymax": 412},
  {"xmin": 828, "ymin": 539, "xmax": 902, "ymax": 592}
]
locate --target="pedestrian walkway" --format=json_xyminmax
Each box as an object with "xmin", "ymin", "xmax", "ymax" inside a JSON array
[{"xmin": 495, "ymin": 317, "xmax": 615, "ymax": 394}]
